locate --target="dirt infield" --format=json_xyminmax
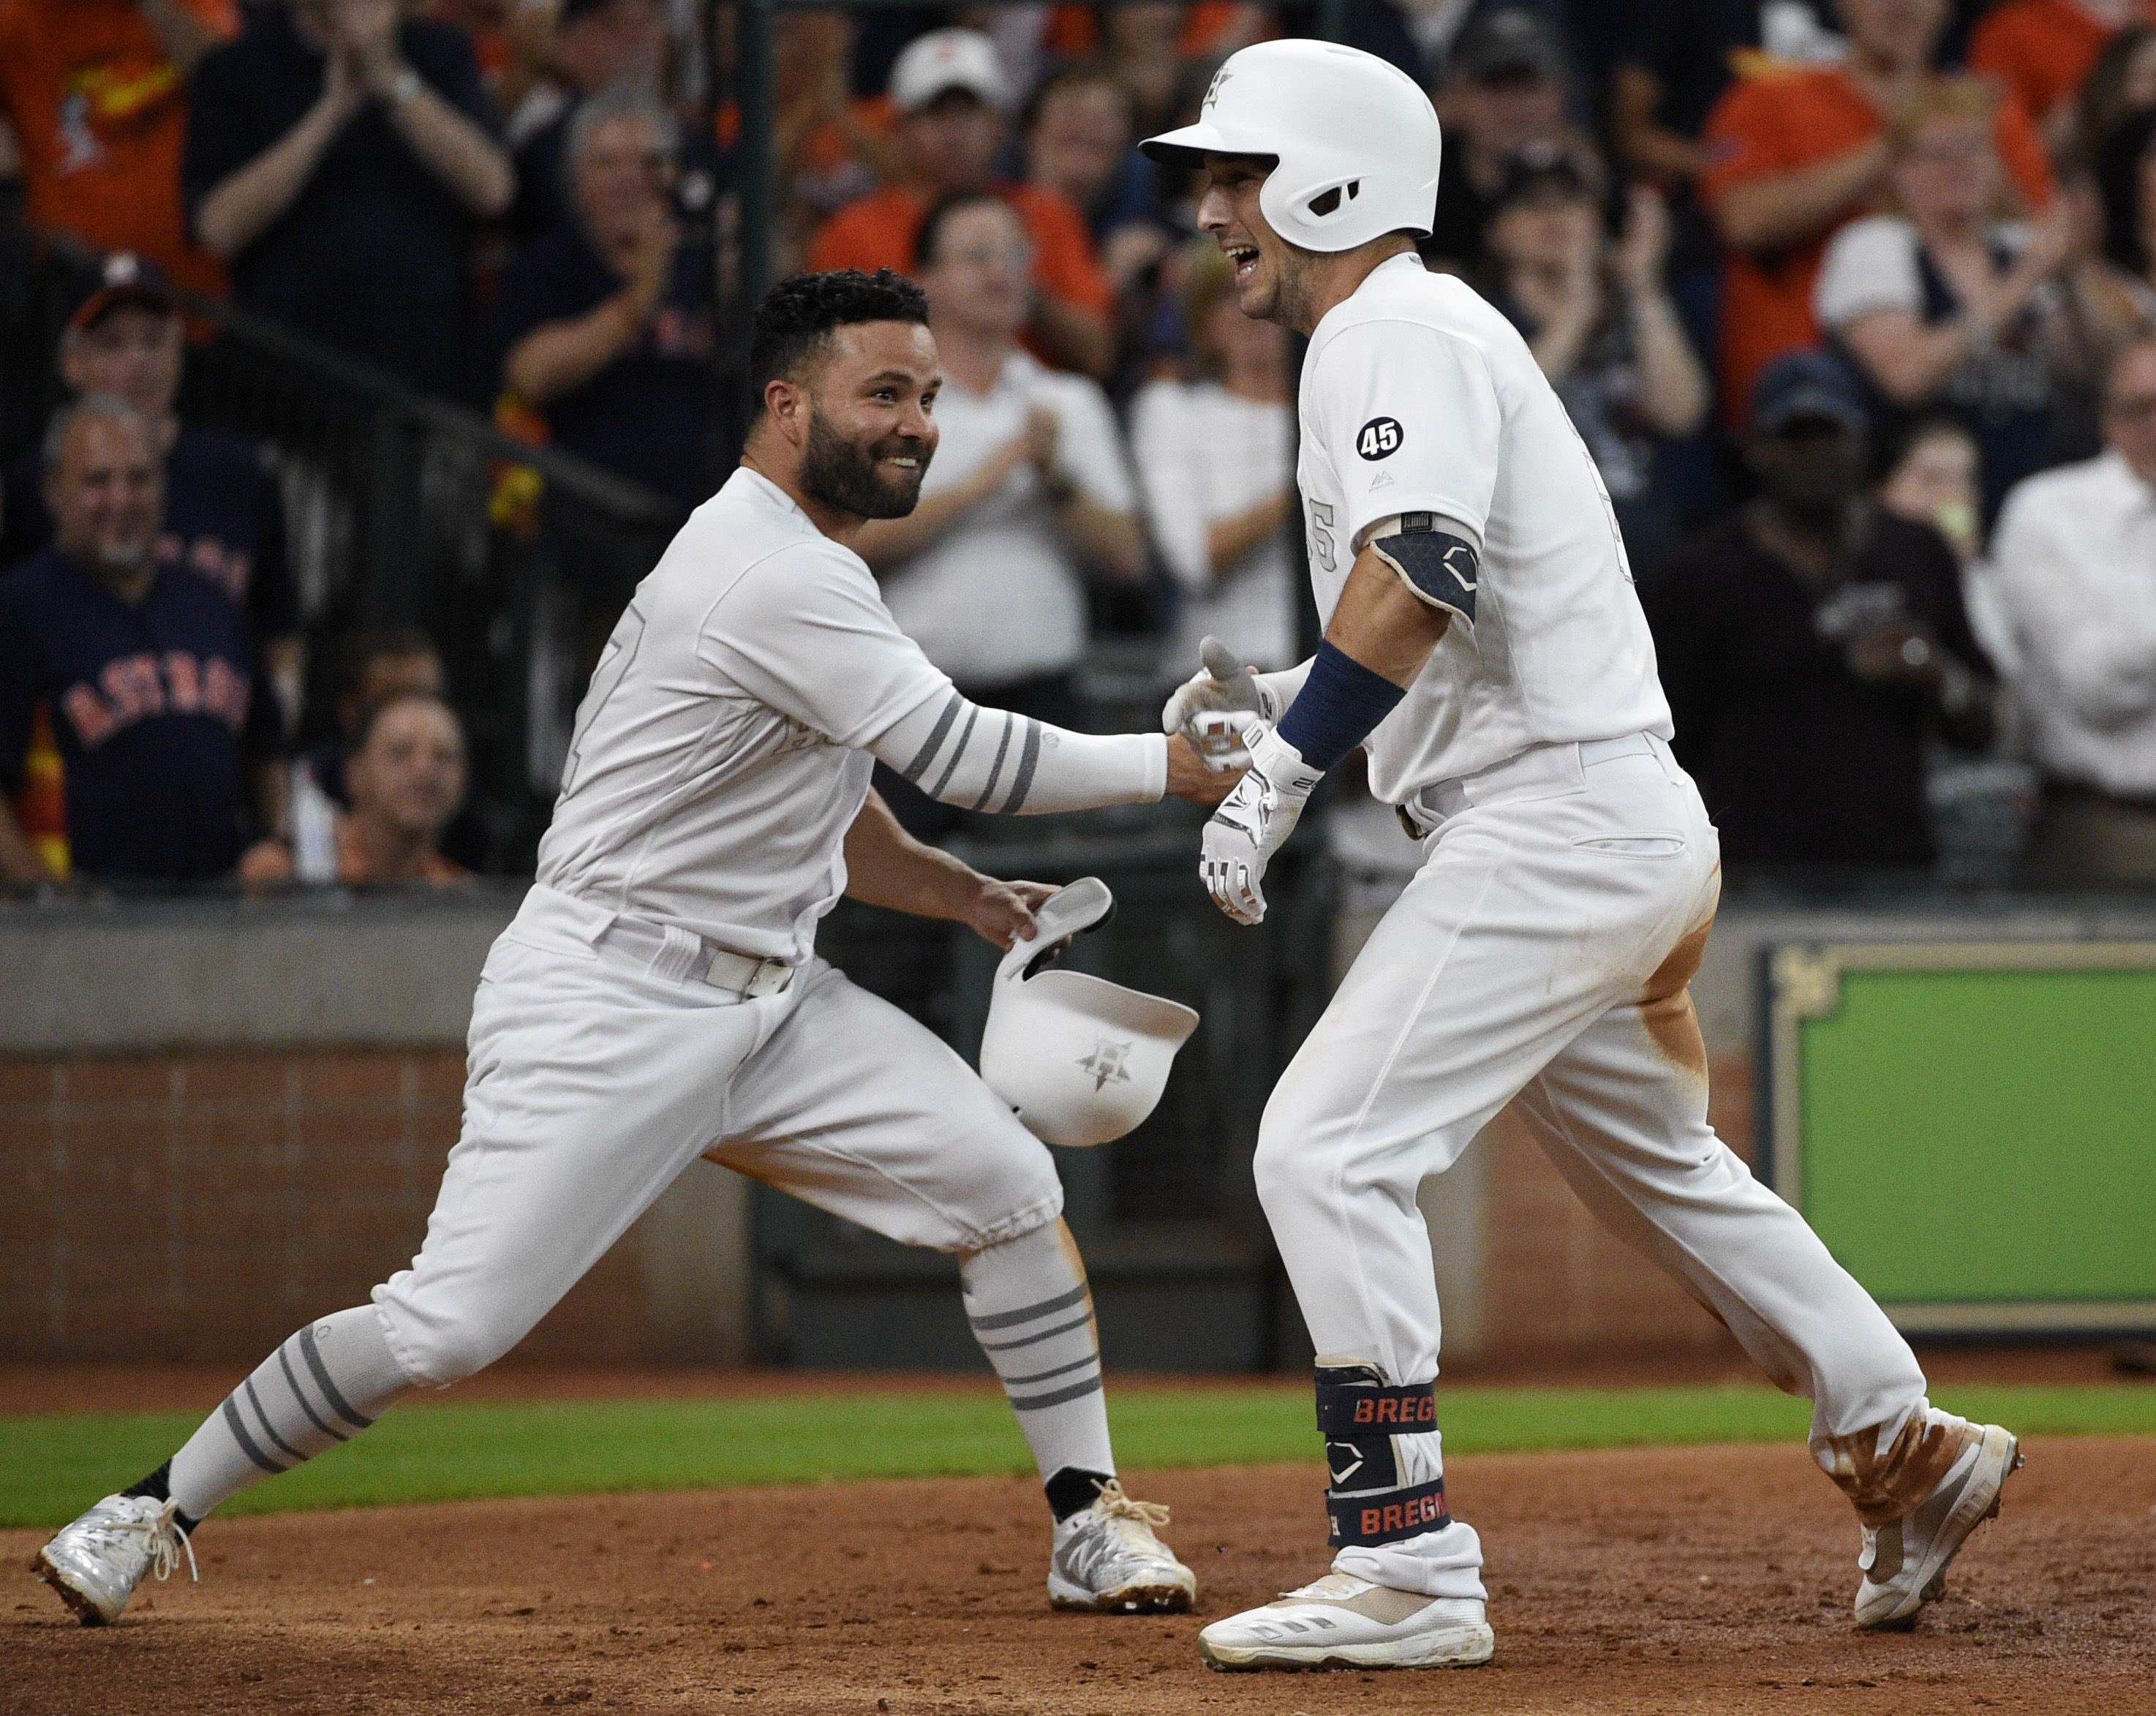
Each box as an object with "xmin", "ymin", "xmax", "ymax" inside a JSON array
[{"xmin": 8, "ymin": 1438, "xmax": 2152, "ymax": 1715}]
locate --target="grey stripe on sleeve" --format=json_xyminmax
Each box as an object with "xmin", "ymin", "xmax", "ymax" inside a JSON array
[
  {"xmin": 1000, "ymin": 718, "xmax": 1044, "ymax": 813},
  {"xmin": 974, "ymin": 1311, "xmax": 1098, "ymax": 1353},
  {"xmin": 900, "ymin": 692, "xmax": 964, "ymax": 784},
  {"xmin": 221, "ymin": 1396, "xmax": 288, "ymax": 1475},
  {"xmin": 967, "ymin": 1282, "xmax": 1092, "ymax": 1331},
  {"xmin": 969, "ymin": 712, "xmax": 1017, "ymax": 812},
  {"xmin": 929, "ymin": 705, "xmax": 980, "ymax": 801},
  {"xmin": 300, "ymin": 1322, "xmax": 376, "ymax": 1431},
  {"xmin": 278, "ymin": 1341, "xmax": 349, "ymax": 1444},
  {"xmin": 1008, "ymin": 1374, "xmax": 1107, "ymax": 1413}
]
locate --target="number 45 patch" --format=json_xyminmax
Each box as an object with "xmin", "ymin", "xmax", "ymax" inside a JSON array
[{"xmin": 1356, "ymin": 416, "xmax": 1404, "ymax": 461}]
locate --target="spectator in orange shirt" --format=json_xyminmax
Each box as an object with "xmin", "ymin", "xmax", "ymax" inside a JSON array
[
  {"xmin": 1700, "ymin": 0, "xmax": 2054, "ymax": 426},
  {"xmin": 244, "ymin": 689, "xmax": 469, "ymax": 886},
  {"xmin": 1970, "ymin": 0, "xmax": 2149, "ymax": 152},
  {"xmin": 0, "ymin": 0, "xmax": 238, "ymax": 298},
  {"xmin": 806, "ymin": 28, "xmax": 1117, "ymax": 380}
]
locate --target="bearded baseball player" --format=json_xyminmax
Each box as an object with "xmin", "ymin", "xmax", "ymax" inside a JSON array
[
  {"xmin": 32, "ymin": 268, "xmax": 1223, "ymax": 1627},
  {"xmin": 1144, "ymin": 41, "xmax": 2021, "ymax": 1672}
]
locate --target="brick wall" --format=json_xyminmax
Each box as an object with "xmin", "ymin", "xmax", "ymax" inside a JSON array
[
  {"xmin": 1469, "ymin": 1055, "xmax": 1755, "ymax": 1363},
  {"xmin": 0, "ymin": 1051, "xmax": 647, "ymax": 1364},
  {"xmin": 2, "ymin": 1045, "xmax": 1765, "ymax": 1369}
]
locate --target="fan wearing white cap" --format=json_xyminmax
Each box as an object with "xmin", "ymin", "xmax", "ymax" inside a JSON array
[
  {"xmin": 1147, "ymin": 37, "xmax": 2020, "ymax": 1673},
  {"xmin": 807, "ymin": 27, "xmax": 1115, "ymax": 378}
]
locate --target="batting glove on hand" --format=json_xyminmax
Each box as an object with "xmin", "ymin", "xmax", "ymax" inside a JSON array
[
  {"xmin": 1162, "ymin": 636, "xmax": 1280, "ymax": 772},
  {"xmin": 1200, "ymin": 720, "xmax": 1323, "ymax": 925}
]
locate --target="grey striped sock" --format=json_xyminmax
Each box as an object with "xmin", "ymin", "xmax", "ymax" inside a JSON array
[
  {"xmin": 962, "ymin": 1221, "xmax": 1115, "ymax": 1487},
  {"xmin": 167, "ymin": 1306, "xmax": 413, "ymax": 1521}
]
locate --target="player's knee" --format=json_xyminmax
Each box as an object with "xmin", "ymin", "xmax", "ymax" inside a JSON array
[
  {"xmin": 373, "ymin": 1296, "xmax": 525, "ymax": 1387},
  {"xmin": 1252, "ymin": 1102, "xmax": 1327, "ymax": 1215}
]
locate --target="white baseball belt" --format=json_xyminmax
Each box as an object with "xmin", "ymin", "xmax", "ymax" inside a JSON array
[
  {"xmin": 597, "ymin": 915, "xmax": 797, "ymax": 999},
  {"xmin": 1397, "ymin": 732, "xmax": 1661, "ymax": 838}
]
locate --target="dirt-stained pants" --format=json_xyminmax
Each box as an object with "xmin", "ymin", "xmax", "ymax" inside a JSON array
[{"xmin": 1254, "ymin": 738, "xmax": 1926, "ymax": 1600}]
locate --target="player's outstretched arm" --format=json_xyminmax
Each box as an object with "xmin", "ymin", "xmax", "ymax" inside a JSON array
[
  {"xmin": 868, "ymin": 690, "xmax": 1236, "ymax": 817},
  {"xmin": 841, "ymin": 790, "xmax": 1055, "ymax": 950},
  {"xmin": 1200, "ymin": 541, "xmax": 1456, "ymax": 925}
]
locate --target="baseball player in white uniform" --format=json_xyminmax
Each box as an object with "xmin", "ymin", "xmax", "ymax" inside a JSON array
[
  {"xmin": 1142, "ymin": 42, "xmax": 2023, "ymax": 1672},
  {"xmin": 32, "ymin": 268, "xmax": 1225, "ymax": 1628}
]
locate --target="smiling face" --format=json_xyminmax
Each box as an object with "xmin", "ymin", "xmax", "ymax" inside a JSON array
[
  {"xmin": 47, "ymin": 411, "xmax": 162, "ymax": 583},
  {"xmin": 920, "ymin": 198, "xmax": 1033, "ymax": 342},
  {"xmin": 572, "ymin": 111, "xmax": 675, "ymax": 252},
  {"xmin": 1196, "ymin": 153, "xmax": 1317, "ymax": 329},
  {"xmin": 784, "ymin": 320, "xmax": 942, "ymax": 520},
  {"xmin": 349, "ymin": 696, "xmax": 467, "ymax": 846}
]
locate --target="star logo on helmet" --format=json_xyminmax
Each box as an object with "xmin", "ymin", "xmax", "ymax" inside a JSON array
[
  {"xmin": 1202, "ymin": 68, "xmax": 1232, "ymax": 112},
  {"xmin": 1077, "ymin": 1037, "xmax": 1134, "ymax": 1092}
]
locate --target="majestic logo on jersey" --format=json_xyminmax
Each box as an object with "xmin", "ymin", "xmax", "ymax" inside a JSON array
[
  {"xmin": 1356, "ymin": 417, "xmax": 1404, "ymax": 461},
  {"xmin": 1077, "ymin": 1036, "xmax": 1134, "ymax": 1092},
  {"xmin": 1202, "ymin": 68, "xmax": 1232, "ymax": 112}
]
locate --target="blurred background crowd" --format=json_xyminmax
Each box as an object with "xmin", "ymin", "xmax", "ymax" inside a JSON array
[{"xmin": 7, "ymin": 0, "xmax": 2156, "ymax": 895}]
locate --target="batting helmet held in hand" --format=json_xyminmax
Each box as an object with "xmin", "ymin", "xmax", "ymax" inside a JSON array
[
  {"xmin": 1139, "ymin": 40, "xmax": 1441, "ymax": 254},
  {"xmin": 979, "ymin": 878, "xmax": 1199, "ymax": 1149}
]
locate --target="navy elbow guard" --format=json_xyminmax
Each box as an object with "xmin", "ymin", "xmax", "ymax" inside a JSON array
[{"xmin": 1371, "ymin": 513, "xmax": 1478, "ymax": 625}]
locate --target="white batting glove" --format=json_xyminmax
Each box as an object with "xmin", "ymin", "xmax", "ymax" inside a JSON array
[
  {"xmin": 1199, "ymin": 720, "xmax": 1323, "ymax": 925},
  {"xmin": 1162, "ymin": 636, "xmax": 1281, "ymax": 772}
]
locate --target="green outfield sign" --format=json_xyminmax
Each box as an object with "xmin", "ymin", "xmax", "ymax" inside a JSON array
[{"xmin": 1767, "ymin": 941, "xmax": 2156, "ymax": 1333}]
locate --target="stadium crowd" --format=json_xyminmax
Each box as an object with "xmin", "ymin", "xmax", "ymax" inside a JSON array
[{"xmin": 4, "ymin": 0, "xmax": 2156, "ymax": 889}]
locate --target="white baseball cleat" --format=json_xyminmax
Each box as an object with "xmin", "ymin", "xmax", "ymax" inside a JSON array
[
  {"xmin": 1047, "ymin": 1480, "xmax": 1196, "ymax": 1614},
  {"xmin": 31, "ymin": 1493, "xmax": 197, "ymax": 1625},
  {"xmin": 1197, "ymin": 1571, "xmax": 1494, "ymax": 1670},
  {"xmin": 1854, "ymin": 1417, "xmax": 2021, "ymax": 1630}
]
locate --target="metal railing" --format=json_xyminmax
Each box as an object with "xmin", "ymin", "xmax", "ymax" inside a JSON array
[
  {"xmin": 176, "ymin": 298, "xmax": 686, "ymax": 869},
  {"xmin": 7, "ymin": 239, "xmax": 685, "ymax": 872}
]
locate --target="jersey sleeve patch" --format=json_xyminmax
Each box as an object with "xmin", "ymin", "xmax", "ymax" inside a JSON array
[
  {"xmin": 1370, "ymin": 513, "xmax": 1477, "ymax": 625},
  {"xmin": 1355, "ymin": 416, "xmax": 1405, "ymax": 461}
]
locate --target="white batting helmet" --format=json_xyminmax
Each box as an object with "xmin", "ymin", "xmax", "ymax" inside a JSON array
[
  {"xmin": 1139, "ymin": 40, "xmax": 1441, "ymax": 253},
  {"xmin": 979, "ymin": 878, "xmax": 1199, "ymax": 1150}
]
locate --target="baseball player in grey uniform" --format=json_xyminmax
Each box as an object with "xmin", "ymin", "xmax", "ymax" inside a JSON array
[
  {"xmin": 1144, "ymin": 42, "xmax": 2022, "ymax": 1672},
  {"xmin": 33, "ymin": 269, "xmax": 1223, "ymax": 1627}
]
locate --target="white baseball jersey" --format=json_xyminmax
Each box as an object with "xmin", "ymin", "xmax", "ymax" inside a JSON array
[
  {"xmin": 1297, "ymin": 252, "xmax": 1673, "ymax": 802},
  {"xmin": 535, "ymin": 467, "xmax": 949, "ymax": 963}
]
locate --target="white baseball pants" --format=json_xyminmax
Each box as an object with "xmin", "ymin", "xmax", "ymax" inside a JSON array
[
  {"xmin": 372, "ymin": 885, "xmax": 1065, "ymax": 1385},
  {"xmin": 1256, "ymin": 737, "xmax": 1926, "ymax": 1598}
]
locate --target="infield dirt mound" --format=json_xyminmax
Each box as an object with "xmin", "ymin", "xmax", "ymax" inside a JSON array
[{"xmin": 7, "ymin": 1438, "xmax": 2152, "ymax": 1715}]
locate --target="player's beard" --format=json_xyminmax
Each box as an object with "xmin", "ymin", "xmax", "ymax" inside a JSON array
[
  {"xmin": 1263, "ymin": 244, "xmax": 1322, "ymax": 335},
  {"xmin": 799, "ymin": 408, "xmax": 930, "ymax": 521}
]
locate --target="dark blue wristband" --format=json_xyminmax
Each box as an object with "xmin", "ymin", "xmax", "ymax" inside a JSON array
[{"xmin": 1275, "ymin": 641, "xmax": 1407, "ymax": 772}]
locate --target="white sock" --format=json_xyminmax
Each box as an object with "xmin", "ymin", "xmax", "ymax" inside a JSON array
[
  {"xmin": 961, "ymin": 1219, "xmax": 1115, "ymax": 1506},
  {"xmin": 167, "ymin": 1306, "xmax": 414, "ymax": 1520}
]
